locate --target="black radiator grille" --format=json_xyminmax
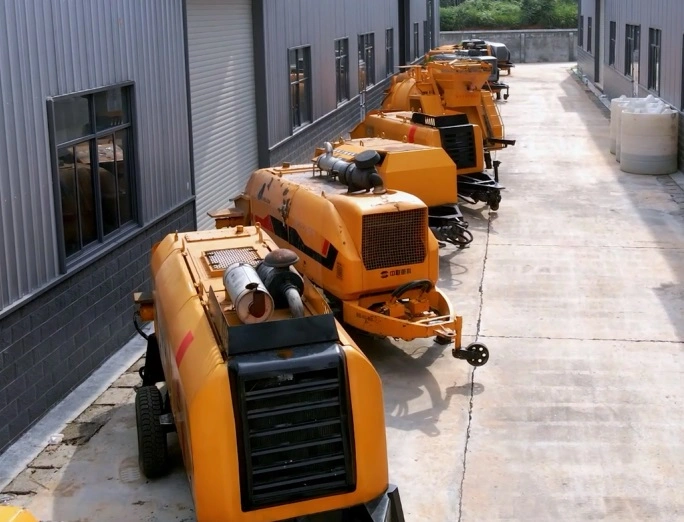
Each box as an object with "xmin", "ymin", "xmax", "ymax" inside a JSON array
[
  {"xmin": 361, "ymin": 209, "xmax": 427, "ymax": 271},
  {"xmin": 440, "ymin": 125, "xmax": 478, "ymax": 169},
  {"xmin": 231, "ymin": 350, "xmax": 355, "ymax": 510}
]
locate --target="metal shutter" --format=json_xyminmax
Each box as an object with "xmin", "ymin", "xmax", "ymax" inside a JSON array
[{"xmin": 187, "ymin": 0, "xmax": 258, "ymax": 230}]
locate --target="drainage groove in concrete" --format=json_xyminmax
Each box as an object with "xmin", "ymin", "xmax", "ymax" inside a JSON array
[{"xmin": 458, "ymin": 211, "xmax": 493, "ymax": 522}]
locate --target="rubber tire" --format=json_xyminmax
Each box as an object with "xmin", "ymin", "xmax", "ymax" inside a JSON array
[
  {"xmin": 135, "ymin": 385, "xmax": 169, "ymax": 479},
  {"xmin": 465, "ymin": 342, "xmax": 489, "ymax": 367}
]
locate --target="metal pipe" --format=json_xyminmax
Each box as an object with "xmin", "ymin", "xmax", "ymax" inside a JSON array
[
  {"xmin": 316, "ymin": 142, "xmax": 386, "ymax": 194},
  {"xmin": 284, "ymin": 287, "xmax": 305, "ymax": 318}
]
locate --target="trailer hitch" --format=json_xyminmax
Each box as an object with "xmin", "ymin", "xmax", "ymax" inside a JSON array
[
  {"xmin": 488, "ymin": 137, "xmax": 517, "ymax": 147},
  {"xmin": 452, "ymin": 342, "xmax": 489, "ymax": 367}
]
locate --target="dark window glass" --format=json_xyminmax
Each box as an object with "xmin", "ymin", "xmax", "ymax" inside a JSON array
[
  {"xmin": 53, "ymin": 95, "xmax": 91, "ymax": 143},
  {"xmin": 50, "ymin": 84, "xmax": 136, "ymax": 265},
  {"xmin": 358, "ymin": 33, "xmax": 375, "ymax": 88},
  {"xmin": 335, "ymin": 38, "xmax": 349, "ymax": 104},
  {"xmin": 648, "ymin": 28, "xmax": 661, "ymax": 93},
  {"xmin": 386, "ymin": 28, "xmax": 394, "ymax": 76},
  {"xmin": 289, "ymin": 46, "xmax": 312, "ymax": 130},
  {"xmin": 413, "ymin": 23, "xmax": 419, "ymax": 59},
  {"xmin": 94, "ymin": 87, "xmax": 129, "ymax": 131},
  {"xmin": 625, "ymin": 24, "xmax": 641, "ymax": 78},
  {"xmin": 424, "ymin": 20, "xmax": 430, "ymax": 55}
]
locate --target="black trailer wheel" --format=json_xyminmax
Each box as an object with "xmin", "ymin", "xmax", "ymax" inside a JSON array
[
  {"xmin": 465, "ymin": 342, "xmax": 489, "ymax": 367},
  {"xmin": 135, "ymin": 385, "xmax": 169, "ymax": 478}
]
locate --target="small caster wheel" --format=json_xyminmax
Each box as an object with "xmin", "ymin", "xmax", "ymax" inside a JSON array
[
  {"xmin": 504, "ymin": 94, "xmax": 509, "ymax": 100},
  {"xmin": 465, "ymin": 342, "xmax": 489, "ymax": 367},
  {"xmin": 489, "ymin": 193, "xmax": 501, "ymax": 211}
]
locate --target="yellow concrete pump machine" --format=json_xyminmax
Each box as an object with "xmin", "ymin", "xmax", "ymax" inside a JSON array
[
  {"xmin": 132, "ymin": 226, "xmax": 406, "ymax": 521},
  {"xmin": 313, "ymin": 138, "xmax": 473, "ymax": 247},
  {"xmin": 211, "ymin": 149, "xmax": 490, "ymax": 366},
  {"xmin": 354, "ymin": 60, "xmax": 517, "ymax": 211}
]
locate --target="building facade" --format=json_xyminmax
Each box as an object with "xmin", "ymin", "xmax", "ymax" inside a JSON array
[
  {"xmin": 577, "ymin": 0, "xmax": 684, "ymax": 165},
  {"xmin": 0, "ymin": 0, "xmax": 437, "ymax": 454}
]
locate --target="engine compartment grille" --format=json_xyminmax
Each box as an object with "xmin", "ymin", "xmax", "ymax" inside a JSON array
[
  {"xmin": 204, "ymin": 247, "xmax": 260, "ymax": 269},
  {"xmin": 440, "ymin": 125, "xmax": 477, "ymax": 169},
  {"xmin": 361, "ymin": 209, "xmax": 427, "ymax": 271},
  {"xmin": 230, "ymin": 345, "xmax": 355, "ymax": 510}
]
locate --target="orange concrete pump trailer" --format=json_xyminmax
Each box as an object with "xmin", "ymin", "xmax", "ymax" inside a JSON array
[{"xmin": 132, "ymin": 226, "xmax": 406, "ymax": 522}]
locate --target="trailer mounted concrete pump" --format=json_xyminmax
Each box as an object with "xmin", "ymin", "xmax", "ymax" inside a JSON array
[
  {"xmin": 209, "ymin": 149, "xmax": 490, "ymax": 368},
  {"xmin": 315, "ymin": 139, "xmax": 473, "ymax": 248},
  {"xmin": 131, "ymin": 225, "xmax": 408, "ymax": 521},
  {"xmin": 355, "ymin": 60, "xmax": 517, "ymax": 211}
]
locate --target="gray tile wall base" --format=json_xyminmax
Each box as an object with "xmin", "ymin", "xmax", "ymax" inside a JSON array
[{"xmin": 0, "ymin": 202, "xmax": 195, "ymax": 455}]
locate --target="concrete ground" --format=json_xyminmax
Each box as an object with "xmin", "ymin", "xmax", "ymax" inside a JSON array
[{"xmin": 2, "ymin": 63, "xmax": 684, "ymax": 521}]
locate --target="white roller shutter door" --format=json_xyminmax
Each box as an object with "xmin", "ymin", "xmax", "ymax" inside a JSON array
[{"xmin": 187, "ymin": 0, "xmax": 259, "ymax": 230}]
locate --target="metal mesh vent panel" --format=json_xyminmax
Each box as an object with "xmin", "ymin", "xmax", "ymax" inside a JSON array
[
  {"xmin": 441, "ymin": 125, "xmax": 477, "ymax": 169},
  {"xmin": 361, "ymin": 209, "xmax": 427, "ymax": 270},
  {"xmin": 238, "ymin": 364, "xmax": 355, "ymax": 509},
  {"xmin": 205, "ymin": 247, "xmax": 260, "ymax": 270}
]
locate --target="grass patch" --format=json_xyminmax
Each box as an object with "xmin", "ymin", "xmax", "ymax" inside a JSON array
[{"xmin": 440, "ymin": 0, "xmax": 578, "ymax": 31}]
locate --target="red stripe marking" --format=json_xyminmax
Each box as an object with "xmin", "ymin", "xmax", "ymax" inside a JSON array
[
  {"xmin": 254, "ymin": 214, "xmax": 274, "ymax": 232},
  {"xmin": 176, "ymin": 331, "xmax": 194, "ymax": 367},
  {"xmin": 407, "ymin": 125, "xmax": 417, "ymax": 143},
  {"xmin": 321, "ymin": 240, "xmax": 330, "ymax": 256}
]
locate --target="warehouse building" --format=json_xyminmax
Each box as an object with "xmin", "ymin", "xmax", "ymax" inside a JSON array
[
  {"xmin": 0, "ymin": 0, "xmax": 437, "ymax": 454},
  {"xmin": 576, "ymin": 0, "xmax": 684, "ymax": 165}
]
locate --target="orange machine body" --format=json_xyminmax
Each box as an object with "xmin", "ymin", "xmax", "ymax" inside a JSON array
[
  {"xmin": 220, "ymin": 164, "xmax": 463, "ymax": 344},
  {"xmin": 316, "ymin": 136, "xmax": 460, "ymax": 206},
  {"xmin": 350, "ymin": 110, "xmax": 486, "ymax": 175},
  {"xmin": 380, "ymin": 60, "xmax": 508, "ymax": 151},
  {"xmin": 147, "ymin": 226, "xmax": 391, "ymax": 521}
]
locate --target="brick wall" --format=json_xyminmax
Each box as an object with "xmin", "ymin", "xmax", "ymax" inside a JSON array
[
  {"xmin": 0, "ymin": 202, "xmax": 195, "ymax": 454},
  {"xmin": 269, "ymin": 78, "xmax": 392, "ymax": 166}
]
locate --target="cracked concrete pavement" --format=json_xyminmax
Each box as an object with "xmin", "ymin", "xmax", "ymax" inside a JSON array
[{"xmin": 2, "ymin": 63, "xmax": 684, "ymax": 521}]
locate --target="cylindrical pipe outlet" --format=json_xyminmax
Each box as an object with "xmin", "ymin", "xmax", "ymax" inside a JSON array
[{"xmin": 223, "ymin": 262, "xmax": 274, "ymax": 324}]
